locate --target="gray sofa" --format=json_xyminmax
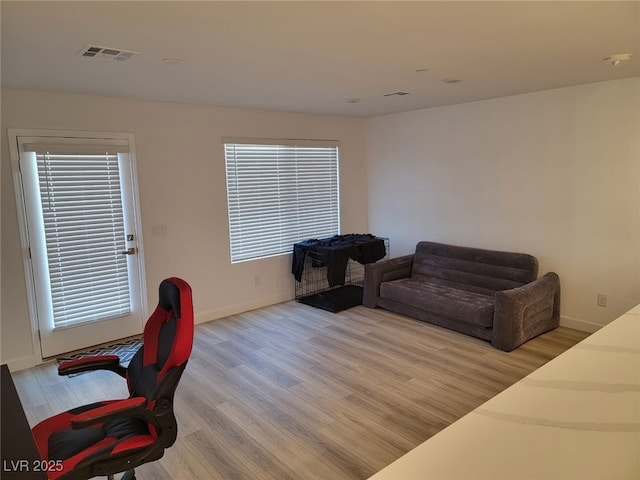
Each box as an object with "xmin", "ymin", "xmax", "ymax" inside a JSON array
[{"xmin": 363, "ymin": 241, "xmax": 560, "ymax": 351}]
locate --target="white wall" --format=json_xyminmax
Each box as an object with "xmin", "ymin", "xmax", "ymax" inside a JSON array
[
  {"xmin": 367, "ymin": 78, "xmax": 640, "ymax": 330},
  {"xmin": 4, "ymin": 79, "xmax": 638, "ymax": 368},
  {"xmin": 1, "ymin": 89, "xmax": 369, "ymax": 368}
]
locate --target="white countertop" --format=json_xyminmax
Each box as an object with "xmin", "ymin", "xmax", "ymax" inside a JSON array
[{"xmin": 369, "ymin": 304, "xmax": 640, "ymax": 480}]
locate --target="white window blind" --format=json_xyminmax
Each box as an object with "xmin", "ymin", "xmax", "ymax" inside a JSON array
[
  {"xmin": 36, "ymin": 152, "xmax": 131, "ymax": 329},
  {"xmin": 224, "ymin": 140, "xmax": 340, "ymax": 263}
]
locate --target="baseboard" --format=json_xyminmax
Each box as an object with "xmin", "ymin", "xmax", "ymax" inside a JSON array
[
  {"xmin": 560, "ymin": 315, "xmax": 603, "ymax": 333},
  {"xmin": 195, "ymin": 294, "xmax": 294, "ymax": 325},
  {"xmin": 6, "ymin": 355, "xmax": 43, "ymax": 372},
  {"xmin": 10, "ymin": 302, "xmax": 589, "ymax": 370},
  {"xmin": 5, "ymin": 296, "xmax": 293, "ymax": 372}
]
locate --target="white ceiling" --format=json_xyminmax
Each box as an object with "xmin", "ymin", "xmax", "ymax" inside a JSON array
[{"xmin": 2, "ymin": 1, "xmax": 638, "ymax": 117}]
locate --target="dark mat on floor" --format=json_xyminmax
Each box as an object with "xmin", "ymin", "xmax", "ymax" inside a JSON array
[
  {"xmin": 297, "ymin": 285, "xmax": 363, "ymax": 313},
  {"xmin": 56, "ymin": 337, "xmax": 142, "ymax": 369}
]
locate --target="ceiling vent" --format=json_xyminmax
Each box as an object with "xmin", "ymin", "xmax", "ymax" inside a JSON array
[
  {"xmin": 383, "ymin": 91, "xmax": 411, "ymax": 97},
  {"xmin": 78, "ymin": 44, "xmax": 139, "ymax": 62}
]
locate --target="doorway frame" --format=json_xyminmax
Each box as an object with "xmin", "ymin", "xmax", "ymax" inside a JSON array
[{"xmin": 7, "ymin": 128, "xmax": 148, "ymax": 365}]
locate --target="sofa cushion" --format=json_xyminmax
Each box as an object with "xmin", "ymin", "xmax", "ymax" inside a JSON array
[
  {"xmin": 379, "ymin": 278, "xmax": 495, "ymax": 327},
  {"xmin": 412, "ymin": 241, "xmax": 538, "ymax": 292}
]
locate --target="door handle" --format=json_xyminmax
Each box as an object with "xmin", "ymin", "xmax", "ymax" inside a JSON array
[{"xmin": 121, "ymin": 247, "xmax": 136, "ymax": 255}]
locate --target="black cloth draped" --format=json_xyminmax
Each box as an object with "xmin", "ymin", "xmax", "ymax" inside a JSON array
[{"xmin": 292, "ymin": 234, "xmax": 386, "ymax": 287}]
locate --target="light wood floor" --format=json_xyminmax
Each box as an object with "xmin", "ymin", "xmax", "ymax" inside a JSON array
[{"xmin": 14, "ymin": 302, "xmax": 589, "ymax": 480}]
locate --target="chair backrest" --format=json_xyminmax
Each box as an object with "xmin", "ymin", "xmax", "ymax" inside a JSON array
[{"xmin": 126, "ymin": 277, "xmax": 194, "ymax": 403}]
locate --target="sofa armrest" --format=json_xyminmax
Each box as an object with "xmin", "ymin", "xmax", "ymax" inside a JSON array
[
  {"xmin": 492, "ymin": 272, "xmax": 561, "ymax": 351},
  {"xmin": 363, "ymin": 254, "xmax": 414, "ymax": 308}
]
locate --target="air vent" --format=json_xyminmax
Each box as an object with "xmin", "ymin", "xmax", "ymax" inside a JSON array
[
  {"xmin": 383, "ymin": 91, "xmax": 411, "ymax": 97},
  {"xmin": 78, "ymin": 44, "xmax": 139, "ymax": 62}
]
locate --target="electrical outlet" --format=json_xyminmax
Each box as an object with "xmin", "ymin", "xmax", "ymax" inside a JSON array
[
  {"xmin": 254, "ymin": 274, "xmax": 261, "ymax": 286},
  {"xmin": 597, "ymin": 293, "xmax": 608, "ymax": 308}
]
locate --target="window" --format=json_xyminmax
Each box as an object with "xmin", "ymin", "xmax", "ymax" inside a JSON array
[
  {"xmin": 223, "ymin": 138, "xmax": 340, "ymax": 263},
  {"xmin": 23, "ymin": 142, "xmax": 132, "ymax": 329}
]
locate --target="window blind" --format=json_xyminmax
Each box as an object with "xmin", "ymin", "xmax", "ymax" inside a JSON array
[
  {"xmin": 36, "ymin": 152, "xmax": 131, "ymax": 329},
  {"xmin": 224, "ymin": 142, "xmax": 340, "ymax": 263}
]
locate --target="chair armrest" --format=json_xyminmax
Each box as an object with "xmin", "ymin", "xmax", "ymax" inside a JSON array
[
  {"xmin": 58, "ymin": 355, "xmax": 127, "ymax": 378},
  {"xmin": 492, "ymin": 272, "xmax": 561, "ymax": 351},
  {"xmin": 363, "ymin": 254, "xmax": 414, "ymax": 308},
  {"xmin": 71, "ymin": 397, "xmax": 147, "ymax": 429}
]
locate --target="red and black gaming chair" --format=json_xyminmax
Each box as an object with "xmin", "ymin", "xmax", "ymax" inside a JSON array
[{"xmin": 32, "ymin": 277, "xmax": 194, "ymax": 480}]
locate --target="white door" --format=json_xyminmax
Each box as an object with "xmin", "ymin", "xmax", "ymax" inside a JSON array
[{"xmin": 11, "ymin": 132, "xmax": 146, "ymax": 358}]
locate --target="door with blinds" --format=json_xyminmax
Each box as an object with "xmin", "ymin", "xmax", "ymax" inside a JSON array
[{"xmin": 14, "ymin": 134, "xmax": 145, "ymax": 358}]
